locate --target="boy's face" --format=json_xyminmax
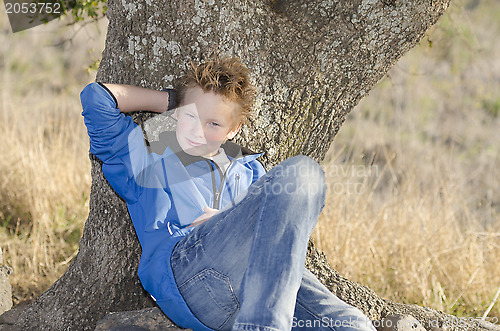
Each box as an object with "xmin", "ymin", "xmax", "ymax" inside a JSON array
[{"xmin": 173, "ymin": 87, "xmax": 241, "ymax": 157}]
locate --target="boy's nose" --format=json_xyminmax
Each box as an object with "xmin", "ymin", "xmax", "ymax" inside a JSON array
[{"xmin": 191, "ymin": 122, "xmax": 205, "ymax": 140}]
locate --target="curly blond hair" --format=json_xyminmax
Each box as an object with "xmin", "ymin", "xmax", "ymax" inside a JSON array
[{"xmin": 175, "ymin": 57, "xmax": 256, "ymax": 128}]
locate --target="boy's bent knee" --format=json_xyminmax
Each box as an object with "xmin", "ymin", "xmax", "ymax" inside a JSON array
[
  {"xmin": 288, "ymin": 155, "xmax": 324, "ymax": 187},
  {"xmin": 270, "ymin": 155, "xmax": 325, "ymax": 199},
  {"xmin": 279, "ymin": 155, "xmax": 324, "ymax": 179}
]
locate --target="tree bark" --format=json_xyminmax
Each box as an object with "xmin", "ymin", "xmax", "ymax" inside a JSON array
[{"xmin": 11, "ymin": 0, "xmax": 495, "ymax": 330}]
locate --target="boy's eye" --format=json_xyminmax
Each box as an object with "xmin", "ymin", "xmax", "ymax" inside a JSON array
[{"xmin": 208, "ymin": 122, "xmax": 220, "ymax": 127}]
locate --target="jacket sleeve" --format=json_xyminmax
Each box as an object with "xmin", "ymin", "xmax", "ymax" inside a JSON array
[
  {"xmin": 251, "ymin": 159, "xmax": 267, "ymax": 183},
  {"xmin": 80, "ymin": 82, "xmax": 164, "ymax": 203}
]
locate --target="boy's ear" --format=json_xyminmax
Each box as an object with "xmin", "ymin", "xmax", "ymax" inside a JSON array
[
  {"xmin": 226, "ymin": 122, "xmax": 242, "ymax": 140},
  {"xmin": 171, "ymin": 109, "xmax": 179, "ymax": 120}
]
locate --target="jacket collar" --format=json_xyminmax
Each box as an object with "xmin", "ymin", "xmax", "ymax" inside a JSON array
[{"xmin": 146, "ymin": 131, "xmax": 263, "ymax": 167}]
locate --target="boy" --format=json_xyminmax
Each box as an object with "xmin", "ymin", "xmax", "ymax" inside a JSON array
[{"xmin": 81, "ymin": 57, "xmax": 375, "ymax": 330}]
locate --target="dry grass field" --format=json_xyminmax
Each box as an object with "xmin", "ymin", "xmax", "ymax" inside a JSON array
[
  {"xmin": 1, "ymin": 0, "xmax": 499, "ymax": 322},
  {"xmin": 0, "ymin": 11, "xmax": 103, "ymax": 303},
  {"xmin": 313, "ymin": 1, "xmax": 500, "ymax": 319}
]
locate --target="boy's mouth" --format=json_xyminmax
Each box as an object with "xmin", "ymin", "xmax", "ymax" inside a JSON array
[{"xmin": 186, "ymin": 138, "xmax": 204, "ymax": 147}]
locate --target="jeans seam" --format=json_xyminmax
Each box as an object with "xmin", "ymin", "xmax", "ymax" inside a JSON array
[
  {"xmin": 171, "ymin": 238, "xmax": 203, "ymax": 258},
  {"xmin": 232, "ymin": 322, "xmax": 282, "ymax": 331},
  {"xmin": 243, "ymin": 172, "xmax": 268, "ymax": 272},
  {"xmin": 178, "ymin": 268, "xmax": 240, "ymax": 329},
  {"xmin": 235, "ymin": 183, "xmax": 279, "ymax": 330},
  {"xmin": 296, "ymin": 298, "xmax": 337, "ymax": 331}
]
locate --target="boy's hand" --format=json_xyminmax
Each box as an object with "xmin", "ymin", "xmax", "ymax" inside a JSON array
[{"xmin": 188, "ymin": 207, "xmax": 219, "ymax": 227}]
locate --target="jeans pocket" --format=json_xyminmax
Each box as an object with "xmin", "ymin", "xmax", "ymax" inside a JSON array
[{"xmin": 178, "ymin": 268, "xmax": 239, "ymax": 330}]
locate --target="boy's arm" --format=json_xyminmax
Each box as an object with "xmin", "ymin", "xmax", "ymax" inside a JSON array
[
  {"xmin": 102, "ymin": 83, "xmax": 172, "ymax": 113},
  {"xmin": 81, "ymin": 82, "xmax": 168, "ymax": 203}
]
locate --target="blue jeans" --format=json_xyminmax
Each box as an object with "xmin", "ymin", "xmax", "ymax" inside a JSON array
[{"xmin": 171, "ymin": 156, "xmax": 376, "ymax": 331}]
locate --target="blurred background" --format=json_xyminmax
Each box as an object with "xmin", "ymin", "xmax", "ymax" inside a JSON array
[{"xmin": 1, "ymin": 0, "xmax": 499, "ymax": 321}]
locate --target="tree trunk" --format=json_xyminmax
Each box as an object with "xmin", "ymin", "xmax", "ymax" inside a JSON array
[{"xmin": 11, "ymin": 0, "xmax": 492, "ymax": 330}]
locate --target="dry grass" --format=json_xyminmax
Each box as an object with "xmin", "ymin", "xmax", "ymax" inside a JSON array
[
  {"xmin": 0, "ymin": 11, "xmax": 103, "ymax": 303},
  {"xmin": 313, "ymin": 0, "xmax": 500, "ymax": 319},
  {"xmin": 0, "ymin": 91, "xmax": 91, "ymax": 302},
  {"xmin": 315, "ymin": 146, "xmax": 500, "ymax": 318},
  {"xmin": 0, "ymin": 0, "xmax": 498, "ymax": 322}
]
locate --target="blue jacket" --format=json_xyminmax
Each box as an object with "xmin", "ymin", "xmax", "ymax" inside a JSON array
[{"xmin": 80, "ymin": 82, "xmax": 266, "ymax": 330}]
